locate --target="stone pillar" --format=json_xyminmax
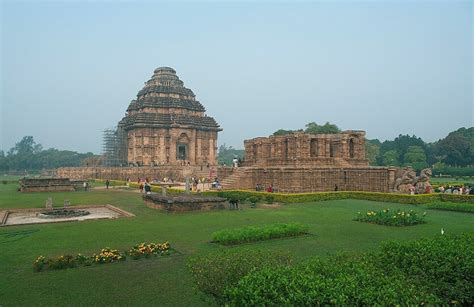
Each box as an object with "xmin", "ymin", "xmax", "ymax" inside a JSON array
[
  {"xmin": 197, "ymin": 137, "xmax": 202, "ymax": 164},
  {"xmin": 160, "ymin": 136, "xmax": 165, "ymax": 164},
  {"xmin": 209, "ymin": 138, "xmax": 215, "ymax": 165}
]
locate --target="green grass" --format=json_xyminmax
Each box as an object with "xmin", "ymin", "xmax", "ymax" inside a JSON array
[{"xmin": 0, "ymin": 183, "xmax": 473, "ymax": 305}]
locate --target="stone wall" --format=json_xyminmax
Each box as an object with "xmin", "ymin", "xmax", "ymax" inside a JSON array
[
  {"xmin": 224, "ymin": 167, "xmax": 396, "ymax": 193},
  {"xmin": 126, "ymin": 128, "xmax": 218, "ymax": 166},
  {"xmin": 243, "ymin": 131, "xmax": 368, "ymax": 167},
  {"xmin": 56, "ymin": 165, "xmax": 224, "ymax": 182}
]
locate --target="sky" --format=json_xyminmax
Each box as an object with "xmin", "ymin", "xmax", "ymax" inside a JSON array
[{"xmin": 1, "ymin": 0, "xmax": 472, "ymax": 154}]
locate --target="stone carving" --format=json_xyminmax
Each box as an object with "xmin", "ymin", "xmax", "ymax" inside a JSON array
[
  {"xmin": 414, "ymin": 168, "xmax": 433, "ymax": 194},
  {"xmin": 394, "ymin": 167, "xmax": 416, "ymax": 194},
  {"xmin": 394, "ymin": 167, "xmax": 433, "ymax": 194}
]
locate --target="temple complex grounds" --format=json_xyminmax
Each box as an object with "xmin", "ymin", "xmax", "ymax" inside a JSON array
[{"xmin": 0, "ymin": 180, "xmax": 473, "ymax": 305}]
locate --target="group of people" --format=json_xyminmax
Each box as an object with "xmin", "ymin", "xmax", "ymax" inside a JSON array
[{"xmin": 438, "ymin": 185, "xmax": 473, "ymax": 195}]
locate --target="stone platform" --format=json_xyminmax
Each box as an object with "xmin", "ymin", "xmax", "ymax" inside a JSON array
[
  {"xmin": 19, "ymin": 178, "xmax": 77, "ymax": 192},
  {"xmin": 143, "ymin": 194, "xmax": 227, "ymax": 212}
]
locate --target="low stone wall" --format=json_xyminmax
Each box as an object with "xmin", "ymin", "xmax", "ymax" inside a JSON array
[
  {"xmin": 228, "ymin": 167, "xmax": 396, "ymax": 193},
  {"xmin": 19, "ymin": 178, "xmax": 76, "ymax": 192},
  {"xmin": 56, "ymin": 166, "xmax": 223, "ymax": 182},
  {"xmin": 143, "ymin": 194, "xmax": 227, "ymax": 212}
]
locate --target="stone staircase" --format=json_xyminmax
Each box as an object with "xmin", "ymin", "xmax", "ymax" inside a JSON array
[{"xmin": 219, "ymin": 168, "xmax": 247, "ymax": 190}]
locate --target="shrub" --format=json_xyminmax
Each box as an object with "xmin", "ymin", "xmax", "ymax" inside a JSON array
[
  {"xmin": 224, "ymin": 234, "xmax": 473, "ymax": 305},
  {"xmin": 439, "ymin": 193, "xmax": 474, "ymax": 204},
  {"xmin": 225, "ymin": 255, "xmax": 439, "ymax": 305},
  {"xmin": 265, "ymin": 195, "xmax": 274, "ymax": 204},
  {"xmin": 212, "ymin": 223, "xmax": 309, "ymax": 245},
  {"xmin": 127, "ymin": 241, "xmax": 171, "ymax": 259},
  {"xmin": 373, "ymin": 234, "xmax": 474, "ymax": 304},
  {"xmin": 425, "ymin": 201, "xmax": 474, "ymax": 213},
  {"xmin": 187, "ymin": 249, "xmax": 292, "ymax": 303},
  {"xmin": 33, "ymin": 256, "xmax": 47, "ymax": 272},
  {"xmin": 92, "ymin": 247, "xmax": 125, "ymax": 264},
  {"xmin": 354, "ymin": 208, "xmax": 426, "ymax": 226}
]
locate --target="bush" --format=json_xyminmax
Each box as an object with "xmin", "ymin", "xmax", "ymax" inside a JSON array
[
  {"xmin": 127, "ymin": 241, "xmax": 171, "ymax": 259},
  {"xmin": 34, "ymin": 241, "xmax": 174, "ymax": 272},
  {"xmin": 203, "ymin": 189, "xmax": 474, "ymax": 205},
  {"xmin": 265, "ymin": 195, "xmax": 274, "ymax": 204},
  {"xmin": 212, "ymin": 223, "xmax": 309, "ymax": 245},
  {"xmin": 373, "ymin": 234, "xmax": 474, "ymax": 304},
  {"xmin": 187, "ymin": 249, "xmax": 292, "ymax": 303},
  {"xmin": 425, "ymin": 201, "xmax": 474, "ymax": 213},
  {"xmin": 224, "ymin": 234, "xmax": 473, "ymax": 305},
  {"xmin": 354, "ymin": 208, "xmax": 426, "ymax": 226},
  {"xmin": 225, "ymin": 255, "xmax": 439, "ymax": 305},
  {"xmin": 92, "ymin": 247, "xmax": 125, "ymax": 264}
]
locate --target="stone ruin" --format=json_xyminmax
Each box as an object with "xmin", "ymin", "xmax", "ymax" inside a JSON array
[
  {"xmin": 19, "ymin": 178, "xmax": 76, "ymax": 192},
  {"xmin": 394, "ymin": 167, "xmax": 433, "ymax": 194}
]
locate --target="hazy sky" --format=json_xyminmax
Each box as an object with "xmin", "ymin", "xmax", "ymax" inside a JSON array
[{"xmin": 1, "ymin": 1, "xmax": 472, "ymax": 154}]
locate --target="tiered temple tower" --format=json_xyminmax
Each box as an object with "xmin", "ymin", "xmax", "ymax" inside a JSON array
[{"xmin": 119, "ymin": 67, "xmax": 221, "ymax": 166}]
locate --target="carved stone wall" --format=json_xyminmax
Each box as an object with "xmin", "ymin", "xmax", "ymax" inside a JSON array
[
  {"xmin": 222, "ymin": 167, "xmax": 396, "ymax": 193},
  {"xmin": 243, "ymin": 131, "xmax": 368, "ymax": 167}
]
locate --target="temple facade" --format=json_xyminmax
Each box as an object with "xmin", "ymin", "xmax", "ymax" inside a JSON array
[
  {"xmin": 118, "ymin": 67, "xmax": 221, "ymax": 166},
  {"xmin": 243, "ymin": 131, "xmax": 368, "ymax": 167}
]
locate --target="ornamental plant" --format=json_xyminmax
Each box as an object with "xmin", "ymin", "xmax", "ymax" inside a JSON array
[
  {"xmin": 92, "ymin": 248, "xmax": 125, "ymax": 264},
  {"xmin": 128, "ymin": 241, "xmax": 171, "ymax": 260},
  {"xmin": 354, "ymin": 208, "xmax": 426, "ymax": 226},
  {"xmin": 212, "ymin": 223, "xmax": 309, "ymax": 245}
]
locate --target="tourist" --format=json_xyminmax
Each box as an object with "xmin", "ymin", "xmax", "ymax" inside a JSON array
[
  {"xmin": 144, "ymin": 182, "xmax": 151, "ymax": 194},
  {"xmin": 83, "ymin": 181, "xmax": 88, "ymax": 191},
  {"xmin": 105, "ymin": 179, "xmax": 110, "ymax": 189},
  {"xmin": 334, "ymin": 184, "xmax": 338, "ymax": 191},
  {"xmin": 139, "ymin": 182, "xmax": 144, "ymax": 193},
  {"xmin": 267, "ymin": 184, "xmax": 273, "ymax": 193},
  {"xmin": 233, "ymin": 156, "xmax": 238, "ymax": 168}
]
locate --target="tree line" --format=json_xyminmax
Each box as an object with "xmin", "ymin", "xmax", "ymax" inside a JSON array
[
  {"xmin": 0, "ymin": 136, "xmax": 98, "ymax": 171},
  {"xmin": 2, "ymin": 125, "xmax": 473, "ymax": 175}
]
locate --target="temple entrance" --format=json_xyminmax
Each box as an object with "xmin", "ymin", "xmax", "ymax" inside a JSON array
[{"xmin": 177, "ymin": 144, "xmax": 187, "ymax": 160}]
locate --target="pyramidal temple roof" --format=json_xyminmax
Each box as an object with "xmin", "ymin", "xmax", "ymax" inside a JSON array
[{"xmin": 119, "ymin": 67, "xmax": 221, "ymax": 131}]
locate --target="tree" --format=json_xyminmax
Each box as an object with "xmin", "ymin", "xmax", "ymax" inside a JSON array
[
  {"xmin": 378, "ymin": 134, "xmax": 426, "ymax": 166},
  {"xmin": 403, "ymin": 146, "xmax": 428, "ymax": 170},
  {"xmin": 365, "ymin": 139, "xmax": 381, "ymax": 165},
  {"xmin": 435, "ymin": 127, "xmax": 474, "ymax": 166},
  {"xmin": 305, "ymin": 122, "xmax": 341, "ymax": 134},
  {"xmin": 273, "ymin": 129, "xmax": 299, "ymax": 136},
  {"xmin": 382, "ymin": 150, "xmax": 400, "ymax": 166},
  {"xmin": 217, "ymin": 144, "xmax": 245, "ymax": 166}
]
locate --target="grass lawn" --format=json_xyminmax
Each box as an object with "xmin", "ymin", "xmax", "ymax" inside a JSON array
[{"xmin": 0, "ymin": 183, "xmax": 473, "ymax": 306}]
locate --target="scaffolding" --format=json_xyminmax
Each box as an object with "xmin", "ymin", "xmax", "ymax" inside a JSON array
[{"xmin": 102, "ymin": 127, "xmax": 127, "ymax": 167}]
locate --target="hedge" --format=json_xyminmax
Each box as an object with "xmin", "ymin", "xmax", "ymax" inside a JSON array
[
  {"xmin": 202, "ymin": 190, "xmax": 473, "ymax": 205},
  {"xmin": 225, "ymin": 234, "xmax": 474, "ymax": 305}
]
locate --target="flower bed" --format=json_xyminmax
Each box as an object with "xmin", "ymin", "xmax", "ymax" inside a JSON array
[
  {"xmin": 354, "ymin": 209, "xmax": 426, "ymax": 226},
  {"xmin": 212, "ymin": 223, "xmax": 309, "ymax": 245},
  {"xmin": 128, "ymin": 241, "xmax": 171, "ymax": 259},
  {"xmin": 33, "ymin": 241, "xmax": 173, "ymax": 272}
]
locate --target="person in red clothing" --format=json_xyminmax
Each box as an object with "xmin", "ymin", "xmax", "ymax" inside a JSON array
[{"xmin": 267, "ymin": 184, "xmax": 273, "ymax": 193}]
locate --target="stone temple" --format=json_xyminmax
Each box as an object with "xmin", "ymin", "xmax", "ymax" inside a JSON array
[{"xmin": 118, "ymin": 67, "xmax": 221, "ymax": 166}]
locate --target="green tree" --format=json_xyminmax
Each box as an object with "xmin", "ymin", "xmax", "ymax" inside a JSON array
[
  {"xmin": 435, "ymin": 127, "xmax": 474, "ymax": 166},
  {"xmin": 403, "ymin": 146, "xmax": 428, "ymax": 170},
  {"xmin": 382, "ymin": 150, "xmax": 400, "ymax": 166},
  {"xmin": 378, "ymin": 134, "xmax": 426, "ymax": 165},
  {"xmin": 365, "ymin": 139, "xmax": 381, "ymax": 165},
  {"xmin": 305, "ymin": 122, "xmax": 341, "ymax": 134},
  {"xmin": 272, "ymin": 129, "xmax": 298, "ymax": 136},
  {"xmin": 217, "ymin": 144, "xmax": 245, "ymax": 166}
]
